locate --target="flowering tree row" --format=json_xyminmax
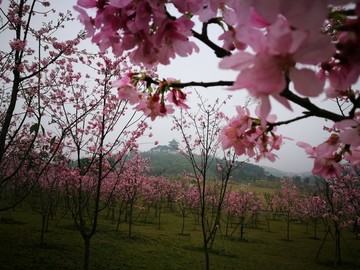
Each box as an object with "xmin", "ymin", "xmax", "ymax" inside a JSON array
[{"xmin": 29, "ymin": 154, "xmax": 360, "ymax": 265}]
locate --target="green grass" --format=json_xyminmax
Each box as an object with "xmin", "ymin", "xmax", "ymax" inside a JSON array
[{"xmin": 0, "ymin": 203, "xmax": 359, "ymax": 270}]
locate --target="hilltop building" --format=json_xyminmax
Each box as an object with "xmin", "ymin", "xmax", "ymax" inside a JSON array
[{"xmin": 150, "ymin": 139, "xmax": 179, "ymax": 153}]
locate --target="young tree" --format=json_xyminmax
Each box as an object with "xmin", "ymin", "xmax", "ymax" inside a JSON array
[
  {"xmin": 299, "ymin": 195, "xmax": 328, "ymax": 239},
  {"xmin": 173, "ymin": 180, "xmax": 199, "ymax": 235},
  {"xmin": 173, "ymin": 95, "xmax": 238, "ymax": 269},
  {"xmin": 56, "ymin": 53, "xmax": 148, "ymax": 270},
  {"xmin": 117, "ymin": 152, "xmax": 151, "ymax": 238},
  {"xmin": 0, "ymin": 0, "xmax": 84, "ymax": 211},
  {"xmin": 224, "ymin": 188, "xmax": 260, "ymax": 240},
  {"xmin": 273, "ymin": 179, "xmax": 301, "ymax": 241},
  {"xmin": 261, "ymin": 192, "xmax": 275, "ymax": 233},
  {"xmin": 27, "ymin": 145, "xmax": 69, "ymax": 248},
  {"xmin": 316, "ymin": 166, "xmax": 360, "ymax": 266}
]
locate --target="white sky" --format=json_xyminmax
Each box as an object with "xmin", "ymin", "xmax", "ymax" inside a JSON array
[{"xmin": 5, "ymin": 0, "xmax": 341, "ymax": 174}]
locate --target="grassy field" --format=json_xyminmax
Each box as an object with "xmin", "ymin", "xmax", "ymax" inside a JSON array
[{"xmin": 0, "ymin": 198, "xmax": 359, "ymax": 269}]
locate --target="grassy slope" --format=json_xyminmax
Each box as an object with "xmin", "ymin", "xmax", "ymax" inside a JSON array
[{"xmin": 0, "ymin": 200, "xmax": 359, "ymax": 270}]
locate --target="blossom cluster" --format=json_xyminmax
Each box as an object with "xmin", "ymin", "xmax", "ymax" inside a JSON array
[
  {"xmin": 220, "ymin": 106, "xmax": 284, "ymax": 162},
  {"xmin": 74, "ymin": 0, "xmax": 199, "ymax": 67},
  {"xmin": 112, "ymin": 73, "xmax": 189, "ymax": 120}
]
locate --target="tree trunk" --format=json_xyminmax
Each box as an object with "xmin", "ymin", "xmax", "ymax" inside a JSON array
[
  {"xmin": 286, "ymin": 212, "xmax": 290, "ymax": 241},
  {"xmin": 83, "ymin": 237, "xmax": 91, "ymax": 270},
  {"xmin": 240, "ymin": 223, "xmax": 244, "ymax": 241},
  {"xmin": 334, "ymin": 225, "xmax": 342, "ymax": 266},
  {"xmin": 181, "ymin": 211, "xmax": 186, "ymax": 235},
  {"xmin": 40, "ymin": 214, "xmax": 46, "ymax": 248},
  {"xmin": 128, "ymin": 203, "xmax": 133, "ymax": 238}
]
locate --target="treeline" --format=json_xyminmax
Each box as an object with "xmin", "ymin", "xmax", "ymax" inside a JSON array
[{"xmin": 139, "ymin": 151, "xmax": 276, "ymax": 182}]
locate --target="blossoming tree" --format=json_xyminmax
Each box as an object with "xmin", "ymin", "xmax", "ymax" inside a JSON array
[
  {"xmin": 0, "ymin": 0, "xmax": 86, "ymax": 211},
  {"xmin": 173, "ymin": 95, "xmax": 239, "ymax": 269}
]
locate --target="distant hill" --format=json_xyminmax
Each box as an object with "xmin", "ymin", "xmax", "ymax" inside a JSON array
[
  {"xmin": 139, "ymin": 150, "xmax": 279, "ymax": 183},
  {"xmin": 262, "ymin": 166, "xmax": 312, "ymax": 178}
]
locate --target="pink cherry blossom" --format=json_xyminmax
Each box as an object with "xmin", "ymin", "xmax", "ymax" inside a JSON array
[
  {"xmin": 166, "ymin": 89, "xmax": 190, "ymax": 109},
  {"xmin": 135, "ymin": 94, "xmax": 175, "ymax": 121},
  {"xmin": 335, "ymin": 116, "xmax": 360, "ymax": 147},
  {"xmin": 297, "ymin": 136, "xmax": 343, "ymax": 178},
  {"xmin": 253, "ymin": 0, "xmax": 328, "ymax": 31},
  {"xmin": 219, "ymin": 105, "xmax": 283, "ymax": 162},
  {"xmin": 112, "ymin": 76, "xmax": 141, "ymax": 105},
  {"xmin": 219, "ymin": 16, "xmax": 335, "ymax": 120},
  {"xmin": 9, "ymin": 39, "xmax": 26, "ymax": 51},
  {"xmin": 73, "ymin": 6, "xmax": 95, "ymax": 38}
]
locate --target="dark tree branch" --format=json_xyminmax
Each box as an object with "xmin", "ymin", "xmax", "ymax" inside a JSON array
[
  {"xmin": 280, "ymin": 88, "xmax": 346, "ymax": 122},
  {"xmin": 191, "ymin": 28, "xmax": 231, "ymax": 58},
  {"xmin": 270, "ymin": 113, "xmax": 314, "ymax": 128}
]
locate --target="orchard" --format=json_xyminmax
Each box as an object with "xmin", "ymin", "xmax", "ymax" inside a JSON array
[{"xmin": 1, "ymin": 0, "xmax": 360, "ymax": 269}]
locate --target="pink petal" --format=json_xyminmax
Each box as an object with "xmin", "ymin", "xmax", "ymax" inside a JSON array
[
  {"xmin": 253, "ymin": 0, "xmax": 280, "ymax": 24},
  {"xmin": 335, "ymin": 119, "xmax": 357, "ymax": 129},
  {"xmin": 280, "ymin": 0, "xmax": 328, "ymax": 30},
  {"xmin": 258, "ymin": 97, "xmax": 271, "ymax": 127},
  {"xmin": 219, "ymin": 52, "xmax": 254, "ymax": 71},
  {"xmin": 290, "ymin": 68, "xmax": 324, "ymax": 97},
  {"xmin": 340, "ymin": 129, "xmax": 360, "ymax": 146},
  {"xmin": 109, "ymin": 0, "xmax": 133, "ymax": 8},
  {"xmin": 293, "ymin": 33, "xmax": 335, "ymax": 64}
]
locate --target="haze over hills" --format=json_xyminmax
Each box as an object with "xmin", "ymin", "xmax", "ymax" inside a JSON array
[
  {"xmin": 261, "ymin": 166, "xmax": 313, "ymax": 178},
  {"xmin": 139, "ymin": 142, "xmax": 313, "ymax": 182}
]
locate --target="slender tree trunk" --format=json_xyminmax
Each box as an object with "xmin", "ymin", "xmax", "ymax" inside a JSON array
[
  {"xmin": 334, "ymin": 224, "xmax": 342, "ymax": 266},
  {"xmin": 314, "ymin": 219, "xmax": 317, "ymax": 239},
  {"xmin": 225, "ymin": 214, "xmax": 230, "ymax": 236},
  {"xmin": 40, "ymin": 213, "xmax": 46, "ymax": 248},
  {"xmin": 240, "ymin": 222, "xmax": 244, "ymax": 241},
  {"xmin": 286, "ymin": 212, "xmax": 290, "ymax": 241},
  {"xmin": 116, "ymin": 207, "xmax": 123, "ymax": 232},
  {"xmin": 266, "ymin": 215, "xmax": 271, "ymax": 232},
  {"xmin": 181, "ymin": 211, "xmax": 186, "ymax": 235},
  {"xmin": 83, "ymin": 237, "xmax": 91, "ymax": 270},
  {"xmin": 157, "ymin": 204, "xmax": 162, "ymax": 230},
  {"xmin": 128, "ymin": 202, "xmax": 133, "ymax": 238},
  {"xmin": 203, "ymin": 237, "xmax": 210, "ymax": 270}
]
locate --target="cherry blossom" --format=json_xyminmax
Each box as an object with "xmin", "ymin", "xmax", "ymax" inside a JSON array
[
  {"xmin": 219, "ymin": 16, "xmax": 335, "ymax": 120},
  {"xmin": 112, "ymin": 75, "xmax": 141, "ymax": 105},
  {"xmin": 297, "ymin": 135, "xmax": 343, "ymax": 178},
  {"xmin": 219, "ymin": 105, "xmax": 284, "ymax": 162}
]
